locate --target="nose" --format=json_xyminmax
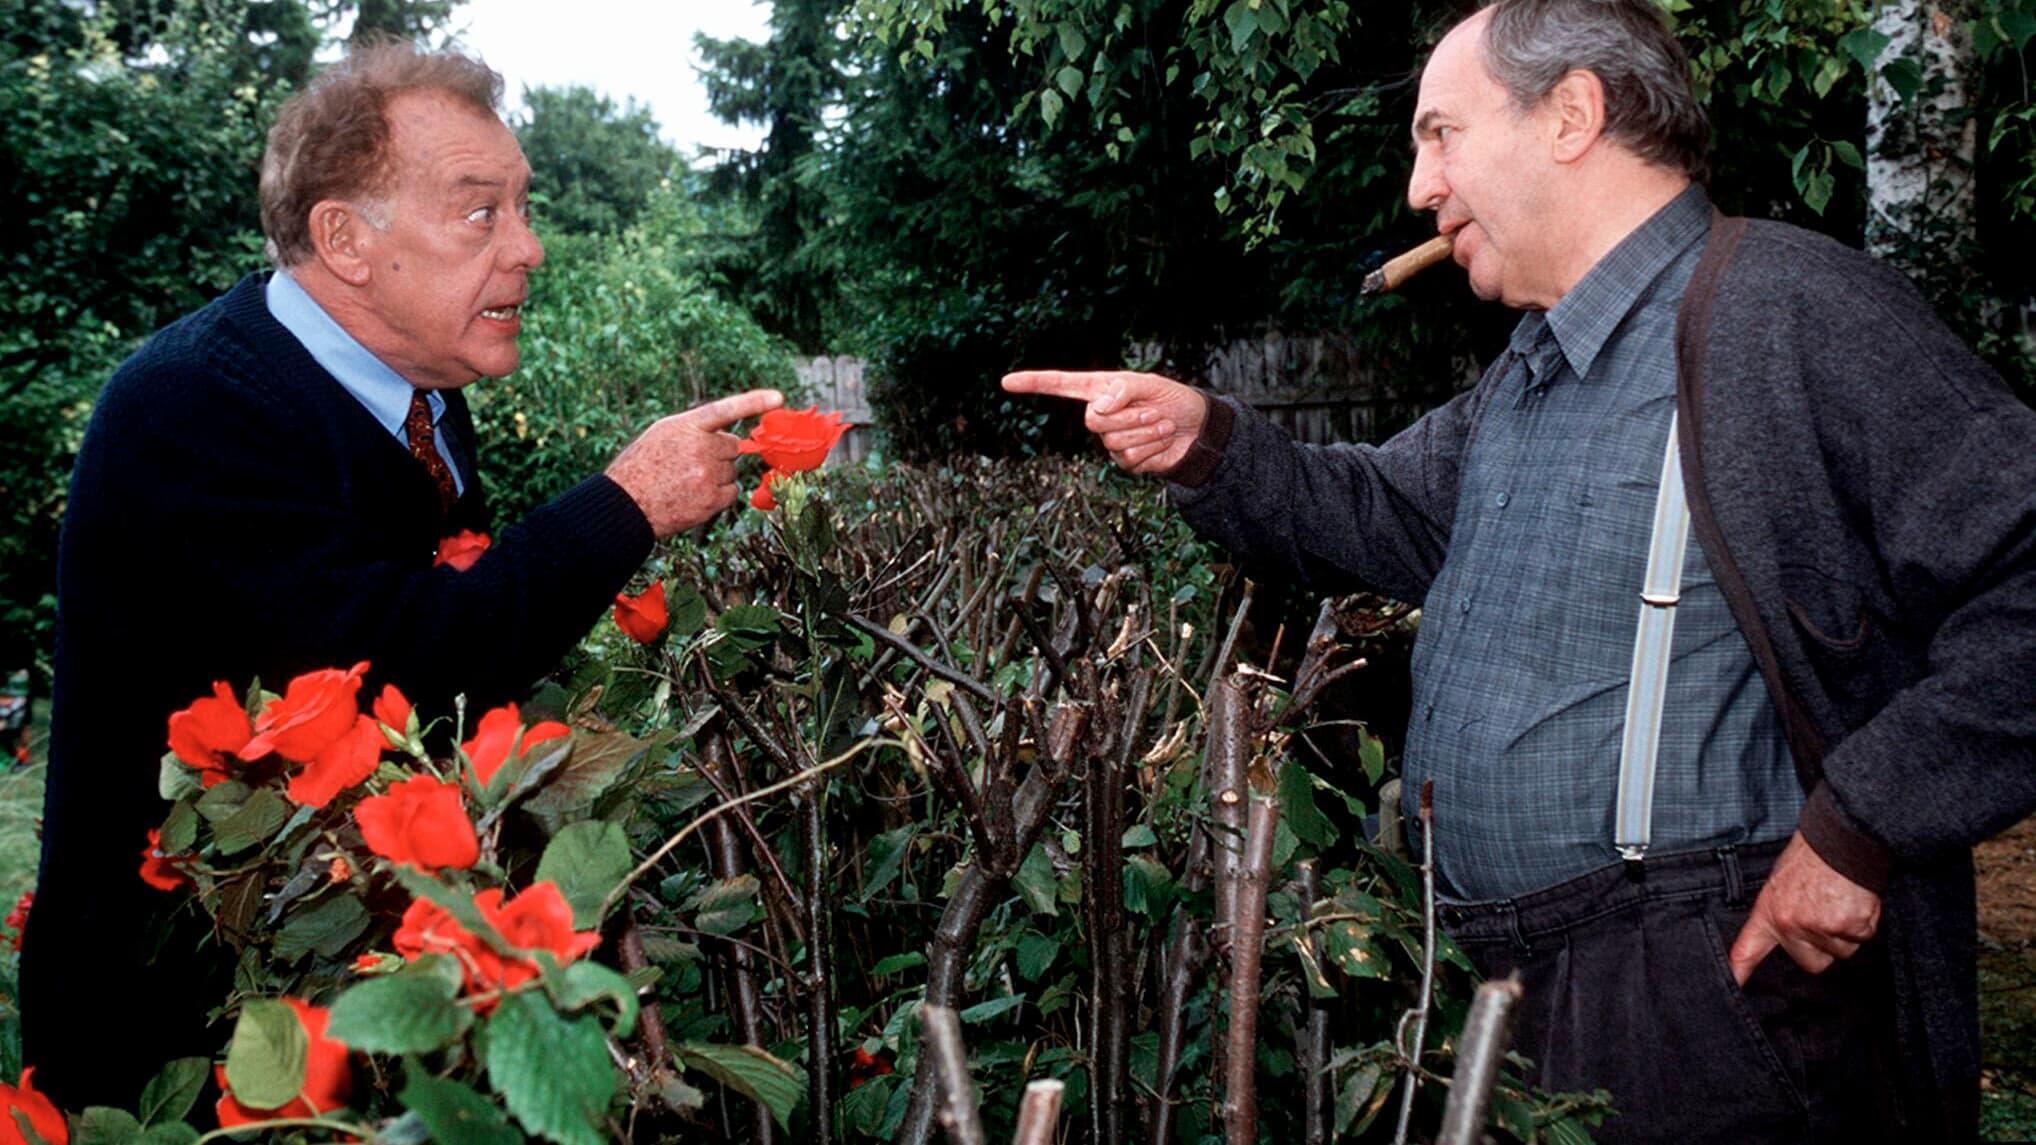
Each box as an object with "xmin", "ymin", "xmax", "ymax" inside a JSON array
[
  {"xmin": 1407, "ymin": 142, "xmax": 1447, "ymax": 215},
  {"xmin": 504, "ymin": 209, "xmax": 544, "ymax": 271}
]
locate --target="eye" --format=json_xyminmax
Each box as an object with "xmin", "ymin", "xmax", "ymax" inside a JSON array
[
  {"xmin": 466, "ymin": 205, "xmax": 495, "ymax": 225},
  {"xmin": 1435, "ymin": 125, "xmax": 1455, "ymax": 144}
]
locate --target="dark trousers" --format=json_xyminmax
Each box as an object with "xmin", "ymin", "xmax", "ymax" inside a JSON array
[{"xmin": 1440, "ymin": 841, "xmax": 1903, "ymax": 1145}]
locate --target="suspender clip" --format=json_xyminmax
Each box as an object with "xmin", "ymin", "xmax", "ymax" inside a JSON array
[
  {"xmin": 1618, "ymin": 843, "xmax": 1647, "ymax": 882},
  {"xmin": 1639, "ymin": 591, "xmax": 1680, "ymax": 607}
]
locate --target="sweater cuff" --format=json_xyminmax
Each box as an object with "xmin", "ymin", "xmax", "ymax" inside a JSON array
[
  {"xmin": 1160, "ymin": 390, "xmax": 1234, "ymax": 489},
  {"xmin": 1797, "ymin": 781, "xmax": 1894, "ymax": 894}
]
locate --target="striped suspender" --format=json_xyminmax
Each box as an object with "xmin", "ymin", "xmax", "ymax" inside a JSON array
[{"xmin": 1614, "ymin": 412, "xmax": 1690, "ymax": 863}]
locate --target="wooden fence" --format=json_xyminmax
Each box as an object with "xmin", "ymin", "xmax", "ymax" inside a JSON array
[{"xmin": 795, "ymin": 331, "xmax": 1476, "ymax": 462}]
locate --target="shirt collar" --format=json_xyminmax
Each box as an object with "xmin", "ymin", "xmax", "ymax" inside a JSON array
[
  {"xmin": 1542, "ymin": 183, "xmax": 1713, "ymax": 381},
  {"xmin": 265, "ymin": 269, "xmax": 443, "ymax": 436}
]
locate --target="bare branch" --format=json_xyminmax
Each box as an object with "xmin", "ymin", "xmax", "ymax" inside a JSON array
[{"xmin": 921, "ymin": 1004, "xmax": 987, "ymax": 1145}]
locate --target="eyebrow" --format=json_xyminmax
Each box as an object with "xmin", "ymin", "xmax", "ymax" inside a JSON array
[{"xmin": 1412, "ymin": 110, "xmax": 1445, "ymax": 138}]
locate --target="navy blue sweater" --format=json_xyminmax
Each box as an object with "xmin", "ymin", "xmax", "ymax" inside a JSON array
[{"xmin": 23, "ymin": 273, "xmax": 653, "ymax": 1108}]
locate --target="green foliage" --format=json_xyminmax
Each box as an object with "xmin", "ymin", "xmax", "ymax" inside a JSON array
[
  {"xmin": 468, "ymin": 191, "xmax": 800, "ymax": 524},
  {"xmin": 516, "ymin": 85, "xmax": 679, "ymax": 237}
]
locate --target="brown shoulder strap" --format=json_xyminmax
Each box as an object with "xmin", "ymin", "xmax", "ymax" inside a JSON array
[{"xmin": 1674, "ymin": 214, "xmax": 1828, "ymax": 790}]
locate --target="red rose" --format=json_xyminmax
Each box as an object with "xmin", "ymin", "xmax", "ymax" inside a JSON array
[
  {"xmin": 139, "ymin": 828, "xmax": 191, "ymax": 892},
  {"xmin": 478, "ymin": 881, "xmax": 602, "ymax": 967},
  {"xmin": 371, "ymin": 684, "xmax": 413, "ymax": 734},
  {"xmin": 241, "ymin": 662, "xmax": 370, "ymax": 764},
  {"xmin": 355, "ymin": 776, "xmax": 479, "ymax": 873},
  {"xmin": 167, "ymin": 681, "xmax": 253, "ymax": 783},
  {"xmin": 286, "ymin": 715, "xmax": 386, "ymax": 808},
  {"xmin": 214, "ymin": 998, "xmax": 352, "ymax": 1127},
  {"xmin": 434, "ymin": 529, "xmax": 492, "ymax": 571},
  {"xmin": 0, "ymin": 1066, "xmax": 68, "ymax": 1145},
  {"xmin": 392, "ymin": 884, "xmax": 598, "ymax": 1007},
  {"xmin": 613, "ymin": 581, "xmax": 668, "ymax": 645},
  {"xmin": 750, "ymin": 469, "xmax": 785, "ymax": 512},
  {"xmin": 737, "ymin": 406, "xmax": 849, "ymax": 472},
  {"xmin": 4, "ymin": 891, "xmax": 30, "ymax": 952},
  {"xmin": 461, "ymin": 703, "xmax": 569, "ymax": 787}
]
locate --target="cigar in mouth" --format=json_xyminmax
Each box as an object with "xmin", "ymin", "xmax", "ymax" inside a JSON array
[{"xmin": 1360, "ymin": 234, "xmax": 1456, "ymax": 295}]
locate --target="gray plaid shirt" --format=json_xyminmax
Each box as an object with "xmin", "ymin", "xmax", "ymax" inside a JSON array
[{"xmin": 1403, "ymin": 187, "xmax": 1803, "ymax": 903}]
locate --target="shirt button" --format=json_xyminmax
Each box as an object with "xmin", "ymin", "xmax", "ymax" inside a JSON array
[
  {"xmin": 1458, "ymin": 597, "xmax": 1472, "ymax": 614},
  {"xmin": 1495, "ymin": 491, "xmax": 1510, "ymax": 508}
]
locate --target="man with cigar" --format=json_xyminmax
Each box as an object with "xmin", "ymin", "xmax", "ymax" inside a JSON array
[
  {"xmin": 1007, "ymin": 0, "xmax": 2036, "ymax": 1140},
  {"xmin": 24, "ymin": 43, "xmax": 781, "ymax": 1108}
]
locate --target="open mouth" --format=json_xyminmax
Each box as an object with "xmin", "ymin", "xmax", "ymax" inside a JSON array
[{"xmin": 480, "ymin": 304, "xmax": 522, "ymax": 321}]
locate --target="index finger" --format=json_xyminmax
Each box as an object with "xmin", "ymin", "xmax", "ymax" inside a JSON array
[
  {"xmin": 683, "ymin": 389, "xmax": 785, "ymax": 431},
  {"xmin": 1001, "ymin": 371, "xmax": 1117, "ymax": 402}
]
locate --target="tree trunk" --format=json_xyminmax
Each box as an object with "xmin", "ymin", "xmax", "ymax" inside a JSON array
[{"xmin": 1865, "ymin": 0, "xmax": 1978, "ymax": 312}]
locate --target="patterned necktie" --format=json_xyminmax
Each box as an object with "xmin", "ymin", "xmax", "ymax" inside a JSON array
[{"xmin": 403, "ymin": 389, "xmax": 458, "ymax": 515}]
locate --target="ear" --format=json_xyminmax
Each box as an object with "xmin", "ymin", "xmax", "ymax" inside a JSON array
[
  {"xmin": 307, "ymin": 200, "xmax": 374, "ymax": 288},
  {"xmin": 1546, "ymin": 69, "xmax": 1607, "ymax": 163}
]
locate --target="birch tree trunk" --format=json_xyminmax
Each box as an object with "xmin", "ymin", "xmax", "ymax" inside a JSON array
[{"xmin": 1864, "ymin": 0, "xmax": 1978, "ymax": 312}]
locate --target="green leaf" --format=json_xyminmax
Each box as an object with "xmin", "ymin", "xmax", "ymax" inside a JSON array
[
  {"xmin": 1277, "ymin": 762, "xmax": 1338, "ymax": 848},
  {"xmin": 1123, "ymin": 855, "xmax": 1175, "ymax": 919},
  {"xmin": 871, "ymin": 952, "xmax": 925, "ymax": 976},
  {"xmin": 548, "ymin": 961, "xmax": 641, "ymax": 1038},
  {"xmin": 1323, "ymin": 918, "xmax": 1386, "ymax": 979},
  {"xmin": 484, "ymin": 992, "xmax": 616, "ymax": 1145},
  {"xmin": 139, "ymin": 1124, "xmax": 201, "ymax": 1145},
  {"xmin": 1056, "ymin": 22, "xmax": 1087, "ymax": 63},
  {"xmin": 272, "ymin": 893, "xmax": 370, "ymax": 963},
  {"xmin": 1120, "ymin": 824, "xmax": 1158, "ymax": 849},
  {"xmin": 1055, "ymin": 66, "xmax": 1084, "ymax": 98},
  {"xmin": 1040, "ymin": 88, "xmax": 1064, "ymax": 127},
  {"xmin": 138, "ymin": 1058, "xmax": 208, "ymax": 1129},
  {"xmin": 2004, "ymin": 10, "xmax": 2036, "ymax": 52},
  {"xmin": 1335, "ymin": 1063, "xmax": 1384, "ymax": 1136},
  {"xmin": 1839, "ymin": 26, "xmax": 1890, "ymax": 72},
  {"xmin": 715, "ymin": 604, "xmax": 780, "ymax": 650},
  {"xmin": 1224, "ymin": 0, "xmax": 1256, "ymax": 50},
  {"xmin": 1014, "ymin": 844, "xmax": 1057, "ymax": 916},
  {"xmin": 535, "ymin": 819, "xmax": 633, "ymax": 928},
  {"xmin": 194, "ymin": 780, "xmax": 252, "ymax": 824},
  {"xmin": 74, "ymin": 1107, "xmax": 144, "ymax": 1145},
  {"xmin": 224, "ymin": 998, "xmax": 307, "ymax": 1111},
  {"xmin": 212, "ymin": 785, "xmax": 289, "ymax": 855},
  {"xmin": 1015, "ymin": 933, "xmax": 1060, "ymax": 981},
  {"xmin": 686, "ymin": 874, "xmax": 762, "ymax": 936},
  {"xmin": 399, "ymin": 1062, "xmax": 525, "ymax": 1145},
  {"xmin": 1357, "ymin": 733, "xmax": 1386, "ymax": 786},
  {"xmin": 676, "ymin": 1042, "xmax": 804, "ymax": 1131},
  {"xmin": 1829, "ymin": 140, "xmax": 1863, "ymax": 171},
  {"xmin": 668, "ymin": 584, "xmax": 708, "ymax": 638},
  {"xmin": 860, "ymin": 825, "xmax": 915, "ymax": 903},
  {"xmin": 157, "ymin": 800, "xmax": 198, "ymax": 858},
  {"xmin": 1802, "ymin": 165, "xmax": 1835, "ymax": 215},
  {"xmin": 1882, "ymin": 57, "xmax": 1923, "ymax": 103},
  {"xmin": 328, "ymin": 956, "xmax": 473, "ymax": 1054},
  {"xmin": 158, "ymin": 754, "xmax": 201, "ymax": 803},
  {"xmin": 522, "ymin": 729, "xmax": 664, "ymax": 834},
  {"xmin": 959, "ymin": 993, "xmax": 1027, "ymax": 1023}
]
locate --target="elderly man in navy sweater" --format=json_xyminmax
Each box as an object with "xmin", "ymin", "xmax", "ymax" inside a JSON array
[
  {"xmin": 23, "ymin": 43, "xmax": 781, "ymax": 1108},
  {"xmin": 1011, "ymin": 1, "xmax": 2036, "ymax": 1142}
]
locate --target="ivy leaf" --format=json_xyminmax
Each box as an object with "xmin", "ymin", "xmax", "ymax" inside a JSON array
[
  {"xmin": 328, "ymin": 955, "xmax": 472, "ymax": 1054},
  {"xmin": 224, "ymin": 998, "xmax": 307, "ymax": 1111},
  {"xmin": 399, "ymin": 1061, "xmax": 525, "ymax": 1145},
  {"xmin": 484, "ymin": 992, "xmax": 615, "ymax": 1145},
  {"xmin": 535, "ymin": 819, "xmax": 633, "ymax": 928},
  {"xmin": 676, "ymin": 1042, "xmax": 804, "ymax": 1131}
]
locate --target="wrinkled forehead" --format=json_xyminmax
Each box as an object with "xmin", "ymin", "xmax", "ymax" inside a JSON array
[
  {"xmin": 382, "ymin": 89, "xmax": 530, "ymax": 195},
  {"xmin": 1413, "ymin": 12, "xmax": 1499, "ymax": 123}
]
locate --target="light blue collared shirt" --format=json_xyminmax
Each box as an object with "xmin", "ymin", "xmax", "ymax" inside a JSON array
[{"xmin": 265, "ymin": 269, "xmax": 464, "ymax": 495}]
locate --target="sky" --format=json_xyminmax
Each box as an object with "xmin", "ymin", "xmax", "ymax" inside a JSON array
[{"xmin": 448, "ymin": 0, "xmax": 774, "ymax": 158}]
